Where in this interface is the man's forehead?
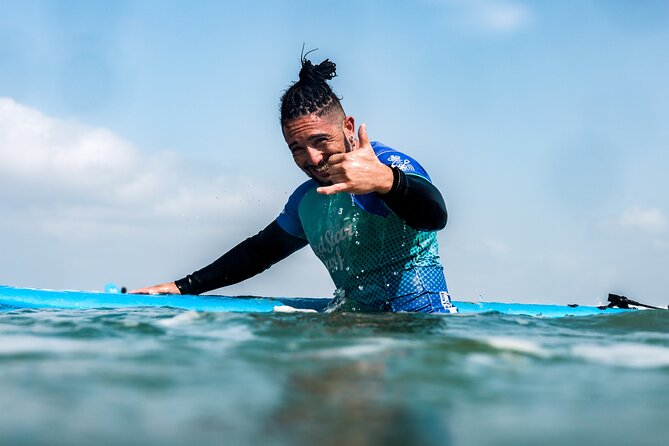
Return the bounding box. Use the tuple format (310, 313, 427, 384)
(283, 114, 338, 138)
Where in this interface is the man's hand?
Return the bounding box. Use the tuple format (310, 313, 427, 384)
(316, 124, 394, 195)
(129, 282, 181, 295)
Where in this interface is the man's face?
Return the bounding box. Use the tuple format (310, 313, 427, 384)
(283, 113, 353, 185)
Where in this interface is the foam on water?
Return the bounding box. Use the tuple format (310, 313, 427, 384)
(273, 305, 318, 313)
(156, 310, 205, 327)
(298, 337, 416, 360)
(0, 335, 113, 355)
(571, 342, 669, 369)
(483, 336, 550, 357)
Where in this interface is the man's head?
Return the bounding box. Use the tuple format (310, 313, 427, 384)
(280, 54, 355, 185)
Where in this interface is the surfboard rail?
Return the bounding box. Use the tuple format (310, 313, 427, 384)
(0, 285, 643, 317)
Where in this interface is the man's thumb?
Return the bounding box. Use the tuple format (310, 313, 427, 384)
(357, 123, 370, 149)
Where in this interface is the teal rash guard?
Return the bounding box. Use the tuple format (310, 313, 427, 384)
(176, 141, 455, 314)
(276, 141, 455, 313)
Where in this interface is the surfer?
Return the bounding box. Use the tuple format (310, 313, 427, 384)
(131, 52, 455, 313)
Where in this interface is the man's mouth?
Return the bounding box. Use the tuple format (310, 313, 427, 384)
(312, 163, 329, 175)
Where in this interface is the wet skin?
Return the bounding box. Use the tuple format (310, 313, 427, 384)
(282, 113, 393, 195)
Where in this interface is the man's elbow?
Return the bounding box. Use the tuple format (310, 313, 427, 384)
(408, 205, 447, 231)
(429, 206, 448, 231)
(435, 207, 447, 230)
(428, 197, 448, 230)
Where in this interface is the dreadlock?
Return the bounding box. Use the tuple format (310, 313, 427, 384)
(280, 49, 344, 125)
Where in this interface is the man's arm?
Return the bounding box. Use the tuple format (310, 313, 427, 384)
(379, 167, 447, 231)
(130, 221, 308, 295)
(313, 124, 447, 231)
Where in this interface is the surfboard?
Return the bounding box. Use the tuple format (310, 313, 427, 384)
(0, 285, 637, 317)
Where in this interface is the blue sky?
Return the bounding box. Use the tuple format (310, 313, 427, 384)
(1, 0, 668, 306)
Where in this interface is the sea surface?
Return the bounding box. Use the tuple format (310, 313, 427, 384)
(1, 305, 668, 446)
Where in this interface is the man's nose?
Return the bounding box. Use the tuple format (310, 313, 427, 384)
(305, 147, 323, 166)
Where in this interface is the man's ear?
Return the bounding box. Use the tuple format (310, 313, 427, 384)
(343, 115, 355, 139)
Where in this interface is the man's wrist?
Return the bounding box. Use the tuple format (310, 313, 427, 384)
(174, 277, 192, 295)
(376, 165, 395, 195)
(381, 166, 407, 197)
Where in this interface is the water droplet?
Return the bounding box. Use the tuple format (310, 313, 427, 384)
(358, 285, 364, 291)
(355, 241, 360, 245)
(338, 208, 343, 215)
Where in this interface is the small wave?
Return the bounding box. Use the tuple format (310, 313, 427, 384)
(571, 342, 669, 369)
(156, 312, 257, 343)
(0, 335, 119, 355)
(204, 324, 257, 342)
(549, 309, 669, 333)
(297, 337, 416, 360)
(273, 305, 318, 314)
(156, 311, 204, 327)
(482, 336, 550, 358)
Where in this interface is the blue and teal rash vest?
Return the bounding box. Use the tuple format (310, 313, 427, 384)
(276, 141, 454, 313)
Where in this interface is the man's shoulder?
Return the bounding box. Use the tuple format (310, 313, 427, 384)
(292, 178, 317, 196)
(276, 179, 317, 238)
(371, 140, 397, 157)
(284, 178, 318, 208)
(371, 141, 430, 179)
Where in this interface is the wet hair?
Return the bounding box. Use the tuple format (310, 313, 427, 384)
(280, 50, 345, 126)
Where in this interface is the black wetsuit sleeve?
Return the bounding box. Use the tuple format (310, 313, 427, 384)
(380, 167, 448, 231)
(174, 220, 308, 295)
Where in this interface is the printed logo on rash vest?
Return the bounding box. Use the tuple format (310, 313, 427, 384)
(311, 223, 354, 272)
(387, 155, 415, 172)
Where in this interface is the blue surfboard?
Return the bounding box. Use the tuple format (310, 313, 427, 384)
(0, 285, 638, 317)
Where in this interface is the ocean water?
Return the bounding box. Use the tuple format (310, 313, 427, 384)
(1, 306, 668, 446)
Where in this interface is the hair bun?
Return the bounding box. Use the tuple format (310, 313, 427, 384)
(299, 57, 337, 84)
(280, 48, 342, 124)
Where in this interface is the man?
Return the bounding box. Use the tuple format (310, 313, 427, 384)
(131, 55, 456, 313)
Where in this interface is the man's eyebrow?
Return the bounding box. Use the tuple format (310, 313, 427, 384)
(288, 133, 331, 150)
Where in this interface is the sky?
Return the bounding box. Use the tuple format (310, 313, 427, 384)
(1, 0, 668, 306)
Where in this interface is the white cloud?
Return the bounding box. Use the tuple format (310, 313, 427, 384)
(0, 99, 134, 179)
(0, 97, 279, 230)
(0, 98, 326, 293)
(619, 206, 667, 234)
(430, 0, 533, 33)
